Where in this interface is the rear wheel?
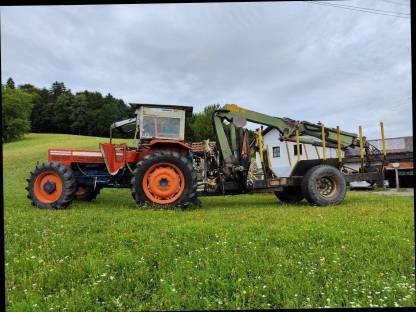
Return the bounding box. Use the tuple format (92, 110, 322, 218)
(301, 165, 346, 206)
(131, 151, 198, 208)
(274, 186, 304, 203)
(27, 162, 76, 209)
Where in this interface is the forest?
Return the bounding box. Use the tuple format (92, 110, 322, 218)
(2, 77, 219, 143)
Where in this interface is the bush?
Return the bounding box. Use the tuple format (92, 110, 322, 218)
(2, 85, 33, 143)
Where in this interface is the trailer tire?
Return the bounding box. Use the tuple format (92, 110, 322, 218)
(274, 187, 304, 203)
(301, 165, 346, 206)
(27, 162, 76, 209)
(131, 151, 198, 208)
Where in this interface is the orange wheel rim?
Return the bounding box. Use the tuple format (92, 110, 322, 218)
(142, 162, 185, 204)
(33, 171, 63, 204)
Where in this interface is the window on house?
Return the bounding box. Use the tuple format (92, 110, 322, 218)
(273, 146, 280, 158)
(294, 144, 302, 156)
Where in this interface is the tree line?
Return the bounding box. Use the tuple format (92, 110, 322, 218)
(2, 78, 220, 143)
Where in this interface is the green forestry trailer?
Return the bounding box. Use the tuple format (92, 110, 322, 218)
(194, 104, 385, 206)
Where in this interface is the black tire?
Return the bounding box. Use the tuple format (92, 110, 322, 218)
(131, 151, 198, 208)
(301, 165, 346, 206)
(26, 162, 76, 209)
(274, 186, 304, 203)
(74, 185, 101, 201)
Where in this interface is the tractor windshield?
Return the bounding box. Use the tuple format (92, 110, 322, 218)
(142, 116, 181, 139)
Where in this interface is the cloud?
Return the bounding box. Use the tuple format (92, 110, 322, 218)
(1, 1, 412, 139)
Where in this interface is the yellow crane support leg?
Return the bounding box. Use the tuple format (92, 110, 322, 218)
(321, 124, 326, 160)
(255, 128, 264, 164)
(296, 127, 301, 163)
(285, 140, 292, 166)
(380, 122, 387, 160)
(337, 126, 342, 164)
(314, 145, 321, 159)
(303, 143, 309, 160)
(359, 126, 364, 172)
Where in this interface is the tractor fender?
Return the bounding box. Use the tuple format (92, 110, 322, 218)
(100, 143, 127, 175)
(147, 139, 190, 157)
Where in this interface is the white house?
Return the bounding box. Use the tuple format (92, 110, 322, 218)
(255, 127, 342, 178)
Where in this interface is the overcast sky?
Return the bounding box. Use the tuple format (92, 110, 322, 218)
(1, 1, 412, 139)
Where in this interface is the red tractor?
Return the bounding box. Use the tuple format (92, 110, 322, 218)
(27, 104, 198, 209)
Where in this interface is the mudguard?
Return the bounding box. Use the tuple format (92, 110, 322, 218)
(99, 143, 127, 175)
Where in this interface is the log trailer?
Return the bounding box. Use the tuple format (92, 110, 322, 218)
(26, 103, 385, 209)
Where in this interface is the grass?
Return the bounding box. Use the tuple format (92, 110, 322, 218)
(3, 133, 415, 311)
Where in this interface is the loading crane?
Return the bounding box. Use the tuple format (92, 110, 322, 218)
(196, 104, 385, 205)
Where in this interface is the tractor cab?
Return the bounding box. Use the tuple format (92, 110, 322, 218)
(110, 103, 193, 146)
(134, 103, 193, 141)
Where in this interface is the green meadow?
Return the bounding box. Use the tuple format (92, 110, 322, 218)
(3, 133, 415, 310)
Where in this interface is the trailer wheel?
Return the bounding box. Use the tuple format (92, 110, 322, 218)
(74, 186, 101, 201)
(301, 165, 346, 206)
(131, 151, 198, 208)
(27, 162, 76, 209)
(274, 187, 304, 203)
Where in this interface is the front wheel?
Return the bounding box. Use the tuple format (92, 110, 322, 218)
(27, 162, 76, 209)
(131, 151, 198, 208)
(301, 165, 346, 206)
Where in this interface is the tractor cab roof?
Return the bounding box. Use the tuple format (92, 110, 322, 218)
(129, 103, 193, 118)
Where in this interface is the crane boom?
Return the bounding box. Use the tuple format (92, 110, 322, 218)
(213, 104, 359, 164)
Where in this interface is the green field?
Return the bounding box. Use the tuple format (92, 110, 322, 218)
(3, 133, 415, 310)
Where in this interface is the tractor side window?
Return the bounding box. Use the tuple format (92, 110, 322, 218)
(142, 116, 156, 138)
(142, 116, 181, 139)
(273, 146, 280, 158)
(156, 117, 180, 138)
(294, 144, 302, 156)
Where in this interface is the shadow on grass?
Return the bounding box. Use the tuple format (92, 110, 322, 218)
(68, 191, 323, 213)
